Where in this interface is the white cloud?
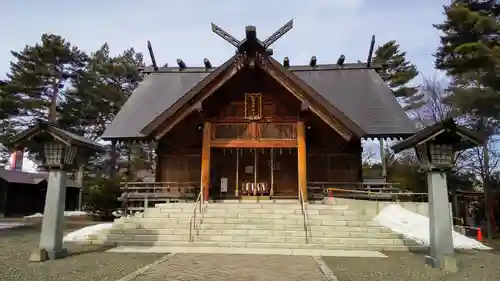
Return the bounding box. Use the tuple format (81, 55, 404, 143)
(1, 0, 448, 79)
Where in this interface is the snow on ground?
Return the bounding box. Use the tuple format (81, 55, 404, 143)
(374, 204, 491, 250)
(0, 222, 26, 230)
(63, 223, 113, 242)
(24, 211, 88, 218)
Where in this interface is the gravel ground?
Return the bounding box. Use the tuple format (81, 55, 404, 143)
(0, 223, 164, 281)
(323, 250, 500, 281)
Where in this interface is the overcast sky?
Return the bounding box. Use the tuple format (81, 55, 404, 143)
(1, 0, 448, 80)
(1, 0, 451, 171)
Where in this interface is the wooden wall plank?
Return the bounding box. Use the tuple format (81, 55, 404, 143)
(297, 121, 307, 201)
(201, 122, 212, 201)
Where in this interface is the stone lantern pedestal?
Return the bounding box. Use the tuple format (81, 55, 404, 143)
(10, 121, 104, 262)
(391, 119, 485, 272)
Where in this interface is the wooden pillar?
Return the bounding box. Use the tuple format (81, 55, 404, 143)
(201, 122, 212, 202)
(297, 121, 307, 201)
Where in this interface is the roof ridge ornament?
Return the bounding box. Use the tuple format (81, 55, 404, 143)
(210, 20, 294, 54)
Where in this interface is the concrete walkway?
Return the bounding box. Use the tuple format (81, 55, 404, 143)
(108, 245, 387, 258)
(119, 253, 336, 281)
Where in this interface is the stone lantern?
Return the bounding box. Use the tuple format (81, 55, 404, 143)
(10, 120, 104, 261)
(391, 119, 485, 271)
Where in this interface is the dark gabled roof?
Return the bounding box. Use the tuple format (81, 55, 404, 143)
(391, 119, 486, 153)
(0, 169, 81, 188)
(292, 68, 417, 137)
(10, 121, 104, 152)
(101, 62, 417, 140)
(102, 71, 211, 139)
(139, 56, 240, 137)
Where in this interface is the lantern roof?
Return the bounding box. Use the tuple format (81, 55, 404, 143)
(391, 119, 486, 153)
(10, 120, 105, 152)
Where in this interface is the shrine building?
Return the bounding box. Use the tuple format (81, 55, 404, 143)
(101, 21, 417, 204)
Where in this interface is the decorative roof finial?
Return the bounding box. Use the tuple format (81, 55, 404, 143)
(210, 20, 294, 54)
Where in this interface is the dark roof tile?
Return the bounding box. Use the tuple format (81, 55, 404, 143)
(102, 64, 417, 139)
(293, 69, 417, 137)
(101, 72, 210, 139)
(0, 169, 81, 187)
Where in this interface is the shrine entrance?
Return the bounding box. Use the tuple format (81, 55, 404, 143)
(211, 148, 298, 199)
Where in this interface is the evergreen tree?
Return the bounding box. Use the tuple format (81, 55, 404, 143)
(59, 44, 144, 139)
(58, 44, 147, 177)
(2, 34, 88, 162)
(6, 34, 88, 124)
(372, 40, 424, 110)
(0, 79, 22, 166)
(434, 1, 500, 119)
(434, 0, 500, 238)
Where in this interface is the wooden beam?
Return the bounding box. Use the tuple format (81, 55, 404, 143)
(153, 64, 240, 141)
(201, 122, 212, 201)
(263, 63, 353, 141)
(210, 139, 297, 148)
(297, 121, 307, 202)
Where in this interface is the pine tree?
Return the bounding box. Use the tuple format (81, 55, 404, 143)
(434, 1, 500, 118)
(0, 79, 22, 166)
(434, 0, 500, 238)
(59, 44, 144, 139)
(58, 44, 146, 176)
(3, 34, 88, 160)
(5, 34, 88, 124)
(372, 40, 424, 111)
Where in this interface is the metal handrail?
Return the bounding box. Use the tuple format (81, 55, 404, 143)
(298, 187, 309, 244)
(188, 190, 204, 242)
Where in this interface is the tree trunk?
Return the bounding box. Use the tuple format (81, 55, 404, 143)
(48, 78, 60, 123)
(483, 142, 493, 240)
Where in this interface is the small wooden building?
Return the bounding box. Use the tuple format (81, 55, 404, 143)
(0, 169, 81, 217)
(102, 23, 417, 202)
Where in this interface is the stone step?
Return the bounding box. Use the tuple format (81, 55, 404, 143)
(109, 228, 400, 240)
(305, 209, 360, 215)
(202, 208, 360, 216)
(198, 223, 389, 232)
(193, 235, 411, 245)
(197, 217, 379, 227)
(310, 225, 392, 233)
(199, 217, 304, 224)
(205, 203, 348, 210)
(196, 230, 399, 239)
(154, 203, 198, 208)
(112, 220, 389, 233)
(307, 219, 381, 227)
(113, 221, 192, 230)
(110, 228, 191, 235)
(306, 204, 350, 209)
(216, 199, 299, 204)
(115, 218, 189, 225)
(206, 204, 301, 210)
(107, 233, 189, 242)
(105, 240, 424, 252)
(143, 212, 196, 219)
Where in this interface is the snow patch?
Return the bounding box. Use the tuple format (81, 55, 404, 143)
(0, 222, 26, 230)
(24, 211, 88, 218)
(373, 204, 491, 250)
(63, 223, 113, 242)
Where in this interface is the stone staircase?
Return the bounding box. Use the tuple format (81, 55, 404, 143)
(99, 200, 424, 251)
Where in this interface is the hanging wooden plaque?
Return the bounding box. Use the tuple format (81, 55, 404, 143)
(244, 93, 262, 120)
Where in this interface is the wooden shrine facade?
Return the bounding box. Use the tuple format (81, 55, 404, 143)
(102, 21, 417, 203)
(154, 67, 363, 201)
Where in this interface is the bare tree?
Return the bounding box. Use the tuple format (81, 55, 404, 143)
(409, 74, 453, 127)
(362, 148, 376, 164)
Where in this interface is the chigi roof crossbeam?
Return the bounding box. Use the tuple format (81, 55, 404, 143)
(139, 20, 382, 73)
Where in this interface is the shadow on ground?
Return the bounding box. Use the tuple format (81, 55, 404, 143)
(0, 222, 165, 281)
(323, 250, 500, 281)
